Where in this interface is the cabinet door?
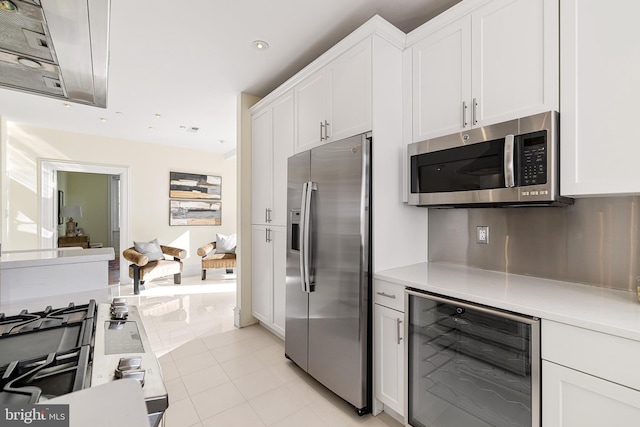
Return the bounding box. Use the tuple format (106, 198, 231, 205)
(412, 15, 471, 141)
(543, 361, 640, 426)
(374, 304, 404, 416)
(271, 92, 294, 226)
(560, 0, 640, 196)
(328, 39, 372, 142)
(471, 0, 558, 127)
(251, 226, 273, 323)
(251, 109, 273, 225)
(271, 226, 286, 336)
(295, 71, 327, 152)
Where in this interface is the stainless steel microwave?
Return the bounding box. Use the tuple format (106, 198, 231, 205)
(407, 111, 572, 207)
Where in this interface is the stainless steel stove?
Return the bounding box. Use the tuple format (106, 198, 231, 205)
(0, 299, 168, 426)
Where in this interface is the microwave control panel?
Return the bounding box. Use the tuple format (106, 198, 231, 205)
(519, 132, 547, 186)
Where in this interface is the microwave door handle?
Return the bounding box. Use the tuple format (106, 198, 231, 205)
(504, 134, 515, 188)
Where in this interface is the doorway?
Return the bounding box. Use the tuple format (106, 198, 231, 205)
(40, 160, 130, 283)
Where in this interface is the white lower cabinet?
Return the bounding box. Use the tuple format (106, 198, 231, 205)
(543, 361, 640, 427)
(251, 225, 286, 337)
(373, 279, 405, 420)
(374, 304, 404, 416)
(542, 319, 640, 426)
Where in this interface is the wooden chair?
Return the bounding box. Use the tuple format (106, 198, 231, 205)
(197, 242, 236, 280)
(122, 245, 186, 294)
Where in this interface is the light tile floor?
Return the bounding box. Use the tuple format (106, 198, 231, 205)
(120, 274, 402, 427)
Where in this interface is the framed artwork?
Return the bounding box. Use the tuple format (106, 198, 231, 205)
(170, 171, 221, 200)
(170, 200, 222, 226)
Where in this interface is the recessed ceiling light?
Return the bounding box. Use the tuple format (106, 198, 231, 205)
(252, 40, 269, 51)
(179, 125, 186, 129)
(219, 140, 225, 144)
(148, 126, 155, 131)
(155, 113, 162, 118)
(18, 57, 41, 68)
(99, 117, 107, 122)
(116, 111, 124, 115)
(63, 103, 71, 108)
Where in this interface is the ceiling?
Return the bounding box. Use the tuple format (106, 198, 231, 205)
(0, 0, 459, 155)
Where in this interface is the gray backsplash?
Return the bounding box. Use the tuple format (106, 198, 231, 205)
(428, 197, 640, 292)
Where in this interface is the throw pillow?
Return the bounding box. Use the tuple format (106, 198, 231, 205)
(134, 238, 164, 261)
(215, 233, 236, 254)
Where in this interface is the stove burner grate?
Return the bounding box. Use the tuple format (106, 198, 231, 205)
(0, 346, 90, 405)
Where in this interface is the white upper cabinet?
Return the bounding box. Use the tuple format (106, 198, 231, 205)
(295, 72, 327, 151)
(412, 16, 471, 140)
(471, 0, 558, 126)
(560, 0, 640, 197)
(295, 38, 372, 153)
(251, 91, 294, 226)
(328, 39, 372, 142)
(410, 0, 558, 142)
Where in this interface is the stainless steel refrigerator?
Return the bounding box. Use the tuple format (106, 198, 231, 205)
(285, 132, 372, 415)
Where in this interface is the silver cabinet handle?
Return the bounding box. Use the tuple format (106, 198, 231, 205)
(265, 228, 272, 243)
(265, 208, 269, 223)
(320, 122, 325, 141)
(504, 134, 515, 188)
(266, 208, 272, 223)
(324, 120, 330, 139)
(472, 98, 478, 125)
(396, 318, 403, 345)
(376, 291, 397, 299)
(462, 101, 468, 128)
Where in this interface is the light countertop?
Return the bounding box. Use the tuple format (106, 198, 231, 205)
(48, 379, 150, 427)
(375, 262, 640, 341)
(0, 247, 115, 269)
(0, 288, 112, 316)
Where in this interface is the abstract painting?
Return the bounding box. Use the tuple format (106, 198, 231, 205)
(170, 171, 221, 200)
(170, 200, 222, 226)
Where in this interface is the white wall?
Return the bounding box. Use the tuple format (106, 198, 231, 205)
(61, 171, 110, 245)
(236, 92, 261, 327)
(1, 121, 237, 278)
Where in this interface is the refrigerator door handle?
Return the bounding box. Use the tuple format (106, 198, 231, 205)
(299, 182, 309, 292)
(301, 181, 317, 293)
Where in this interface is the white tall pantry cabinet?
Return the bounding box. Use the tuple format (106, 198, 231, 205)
(250, 91, 293, 337)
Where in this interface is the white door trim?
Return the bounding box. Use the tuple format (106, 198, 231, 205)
(40, 159, 130, 282)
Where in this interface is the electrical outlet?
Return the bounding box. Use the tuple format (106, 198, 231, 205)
(476, 226, 489, 244)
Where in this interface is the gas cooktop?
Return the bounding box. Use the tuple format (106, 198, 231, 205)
(0, 299, 168, 426)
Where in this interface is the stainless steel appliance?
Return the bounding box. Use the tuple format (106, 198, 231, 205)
(408, 111, 572, 207)
(0, 298, 168, 426)
(0, 0, 110, 107)
(406, 289, 540, 427)
(286, 132, 372, 415)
